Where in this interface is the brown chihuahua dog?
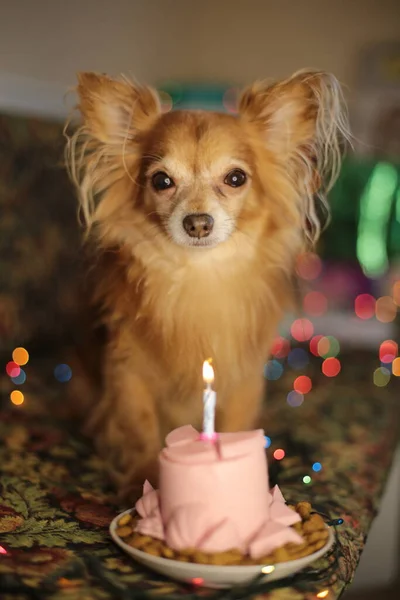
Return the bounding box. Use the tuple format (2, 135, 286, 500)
(66, 70, 349, 499)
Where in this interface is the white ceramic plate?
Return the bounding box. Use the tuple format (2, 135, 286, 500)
(110, 509, 335, 589)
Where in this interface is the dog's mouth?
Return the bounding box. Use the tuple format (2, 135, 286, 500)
(165, 228, 222, 249)
(183, 237, 218, 248)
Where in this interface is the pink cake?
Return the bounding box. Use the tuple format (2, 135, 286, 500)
(134, 425, 303, 560)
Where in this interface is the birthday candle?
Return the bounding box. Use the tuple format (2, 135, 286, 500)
(202, 359, 216, 438)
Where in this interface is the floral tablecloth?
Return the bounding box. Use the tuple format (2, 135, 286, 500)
(0, 350, 399, 600)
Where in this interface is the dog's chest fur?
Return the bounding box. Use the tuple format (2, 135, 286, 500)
(96, 231, 286, 393)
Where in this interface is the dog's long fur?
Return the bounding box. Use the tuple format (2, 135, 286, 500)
(65, 70, 349, 499)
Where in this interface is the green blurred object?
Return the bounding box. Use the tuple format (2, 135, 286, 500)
(322, 156, 400, 275)
(158, 82, 236, 112)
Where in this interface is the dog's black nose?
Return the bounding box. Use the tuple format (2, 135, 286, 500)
(183, 214, 214, 238)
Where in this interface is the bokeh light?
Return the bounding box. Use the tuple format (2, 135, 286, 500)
(296, 253, 322, 281)
(191, 577, 204, 586)
(288, 348, 309, 370)
(261, 565, 275, 574)
(264, 360, 284, 381)
(354, 294, 376, 320)
(375, 296, 397, 323)
(287, 390, 304, 407)
(12, 347, 29, 366)
(159, 90, 173, 113)
(10, 390, 24, 405)
(271, 336, 290, 358)
(392, 281, 400, 306)
(223, 87, 239, 113)
(6, 361, 21, 378)
(273, 449, 285, 461)
(381, 361, 392, 372)
(303, 291, 328, 316)
(317, 336, 330, 357)
(322, 357, 341, 377)
(54, 364, 72, 383)
(310, 335, 324, 357)
(373, 367, 390, 387)
(0, 545, 7, 555)
(303, 475, 312, 484)
(312, 462, 322, 472)
(392, 357, 400, 376)
(11, 368, 26, 385)
(317, 335, 340, 358)
(294, 375, 312, 394)
(264, 436, 271, 448)
(316, 591, 330, 599)
(379, 340, 398, 363)
(290, 318, 314, 342)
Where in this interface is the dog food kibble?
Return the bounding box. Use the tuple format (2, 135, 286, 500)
(144, 545, 161, 557)
(161, 546, 175, 559)
(116, 526, 134, 538)
(307, 530, 327, 544)
(115, 504, 331, 565)
(313, 538, 328, 551)
(118, 513, 132, 527)
(296, 501, 312, 519)
(133, 534, 153, 550)
(303, 513, 325, 533)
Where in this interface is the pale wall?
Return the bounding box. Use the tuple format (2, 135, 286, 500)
(1, 0, 399, 117)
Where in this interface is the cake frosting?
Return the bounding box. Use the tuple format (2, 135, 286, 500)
(134, 425, 303, 559)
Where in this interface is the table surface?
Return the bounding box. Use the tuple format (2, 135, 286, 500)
(0, 349, 399, 600)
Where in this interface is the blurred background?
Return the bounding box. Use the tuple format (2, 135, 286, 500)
(0, 1, 399, 597)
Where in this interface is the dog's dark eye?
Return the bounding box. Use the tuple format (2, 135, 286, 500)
(151, 171, 175, 192)
(224, 169, 247, 188)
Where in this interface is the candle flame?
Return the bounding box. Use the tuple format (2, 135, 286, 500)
(203, 359, 214, 385)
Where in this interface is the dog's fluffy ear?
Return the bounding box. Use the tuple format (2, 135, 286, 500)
(76, 72, 160, 144)
(66, 73, 161, 227)
(239, 71, 350, 240)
